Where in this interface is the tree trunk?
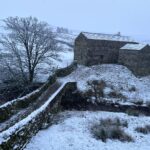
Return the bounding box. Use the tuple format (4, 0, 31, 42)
(29, 70, 34, 83)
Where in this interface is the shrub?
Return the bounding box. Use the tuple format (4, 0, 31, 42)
(129, 86, 136, 92)
(146, 101, 150, 108)
(86, 80, 106, 101)
(111, 127, 133, 142)
(94, 128, 107, 142)
(100, 118, 128, 128)
(91, 118, 133, 142)
(133, 100, 143, 106)
(135, 125, 150, 134)
(108, 91, 126, 100)
(126, 109, 140, 117)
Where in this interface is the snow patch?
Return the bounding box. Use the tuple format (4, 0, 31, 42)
(25, 111, 150, 150)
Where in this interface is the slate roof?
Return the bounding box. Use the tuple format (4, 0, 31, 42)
(82, 32, 135, 42)
(120, 43, 147, 50)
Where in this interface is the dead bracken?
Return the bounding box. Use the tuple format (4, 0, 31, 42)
(91, 118, 133, 142)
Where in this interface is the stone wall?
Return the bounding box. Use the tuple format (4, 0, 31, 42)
(74, 34, 88, 65)
(0, 82, 77, 150)
(0, 61, 77, 123)
(118, 49, 140, 75)
(56, 61, 77, 77)
(0, 74, 57, 123)
(61, 89, 150, 116)
(85, 39, 131, 66)
(119, 45, 150, 76)
(138, 46, 150, 76)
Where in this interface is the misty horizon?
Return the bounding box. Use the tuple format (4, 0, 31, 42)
(1, 0, 150, 41)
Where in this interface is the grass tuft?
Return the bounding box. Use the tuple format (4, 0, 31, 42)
(135, 125, 150, 134)
(91, 118, 133, 142)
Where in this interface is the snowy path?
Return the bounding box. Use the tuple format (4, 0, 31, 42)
(0, 82, 61, 132)
(25, 111, 150, 150)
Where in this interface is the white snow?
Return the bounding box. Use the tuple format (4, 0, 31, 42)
(121, 43, 147, 50)
(56, 33, 77, 46)
(53, 50, 74, 69)
(25, 111, 150, 150)
(59, 64, 150, 103)
(82, 32, 135, 42)
(0, 83, 66, 144)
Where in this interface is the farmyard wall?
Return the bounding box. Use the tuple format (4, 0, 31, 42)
(0, 61, 77, 123)
(0, 74, 56, 123)
(0, 62, 77, 150)
(0, 82, 77, 150)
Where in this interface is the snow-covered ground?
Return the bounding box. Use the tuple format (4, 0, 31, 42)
(59, 64, 150, 103)
(56, 31, 78, 46)
(25, 111, 150, 150)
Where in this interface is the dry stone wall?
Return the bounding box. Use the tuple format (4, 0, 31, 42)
(0, 82, 77, 150)
(0, 61, 77, 123)
(119, 46, 150, 76)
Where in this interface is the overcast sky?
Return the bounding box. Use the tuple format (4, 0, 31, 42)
(0, 0, 150, 40)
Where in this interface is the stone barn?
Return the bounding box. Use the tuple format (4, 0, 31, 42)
(119, 43, 150, 76)
(74, 32, 136, 66)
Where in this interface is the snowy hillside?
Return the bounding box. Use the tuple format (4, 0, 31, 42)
(59, 64, 150, 104)
(25, 111, 150, 150)
(56, 31, 78, 47)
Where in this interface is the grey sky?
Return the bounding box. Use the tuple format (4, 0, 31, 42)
(0, 0, 150, 40)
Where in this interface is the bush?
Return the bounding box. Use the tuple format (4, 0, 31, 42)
(100, 118, 128, 128)
(86, 80, 106, 101)
(110, 127, 133, 142)
(91, 118, 133, 142)
(95, 128, 107, 142)
(146, 101, 150, 108)
(108, 91, 126, 100)
(133, 100, 143, 106)
(126, 109, 140, 117)
(135, 125, 150, 134)
(129, 86, 136, 92)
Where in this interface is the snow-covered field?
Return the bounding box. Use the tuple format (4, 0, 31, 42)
(56, 31, 78, 46)
(59, 64, 150, 103)
(25, 111, 150, 150)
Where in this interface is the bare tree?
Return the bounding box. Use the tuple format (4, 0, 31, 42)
(86, 80, 106, 102)
(0, 16, 59, 84)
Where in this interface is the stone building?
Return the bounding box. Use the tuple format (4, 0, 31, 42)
(74, 32, 136, 66)
(119, 43, 150, 76)
(74, 32, 150, 76)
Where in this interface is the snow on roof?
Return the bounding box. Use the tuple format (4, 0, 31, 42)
(120, 43, 147, 50)
(82, 32, 135, 42)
